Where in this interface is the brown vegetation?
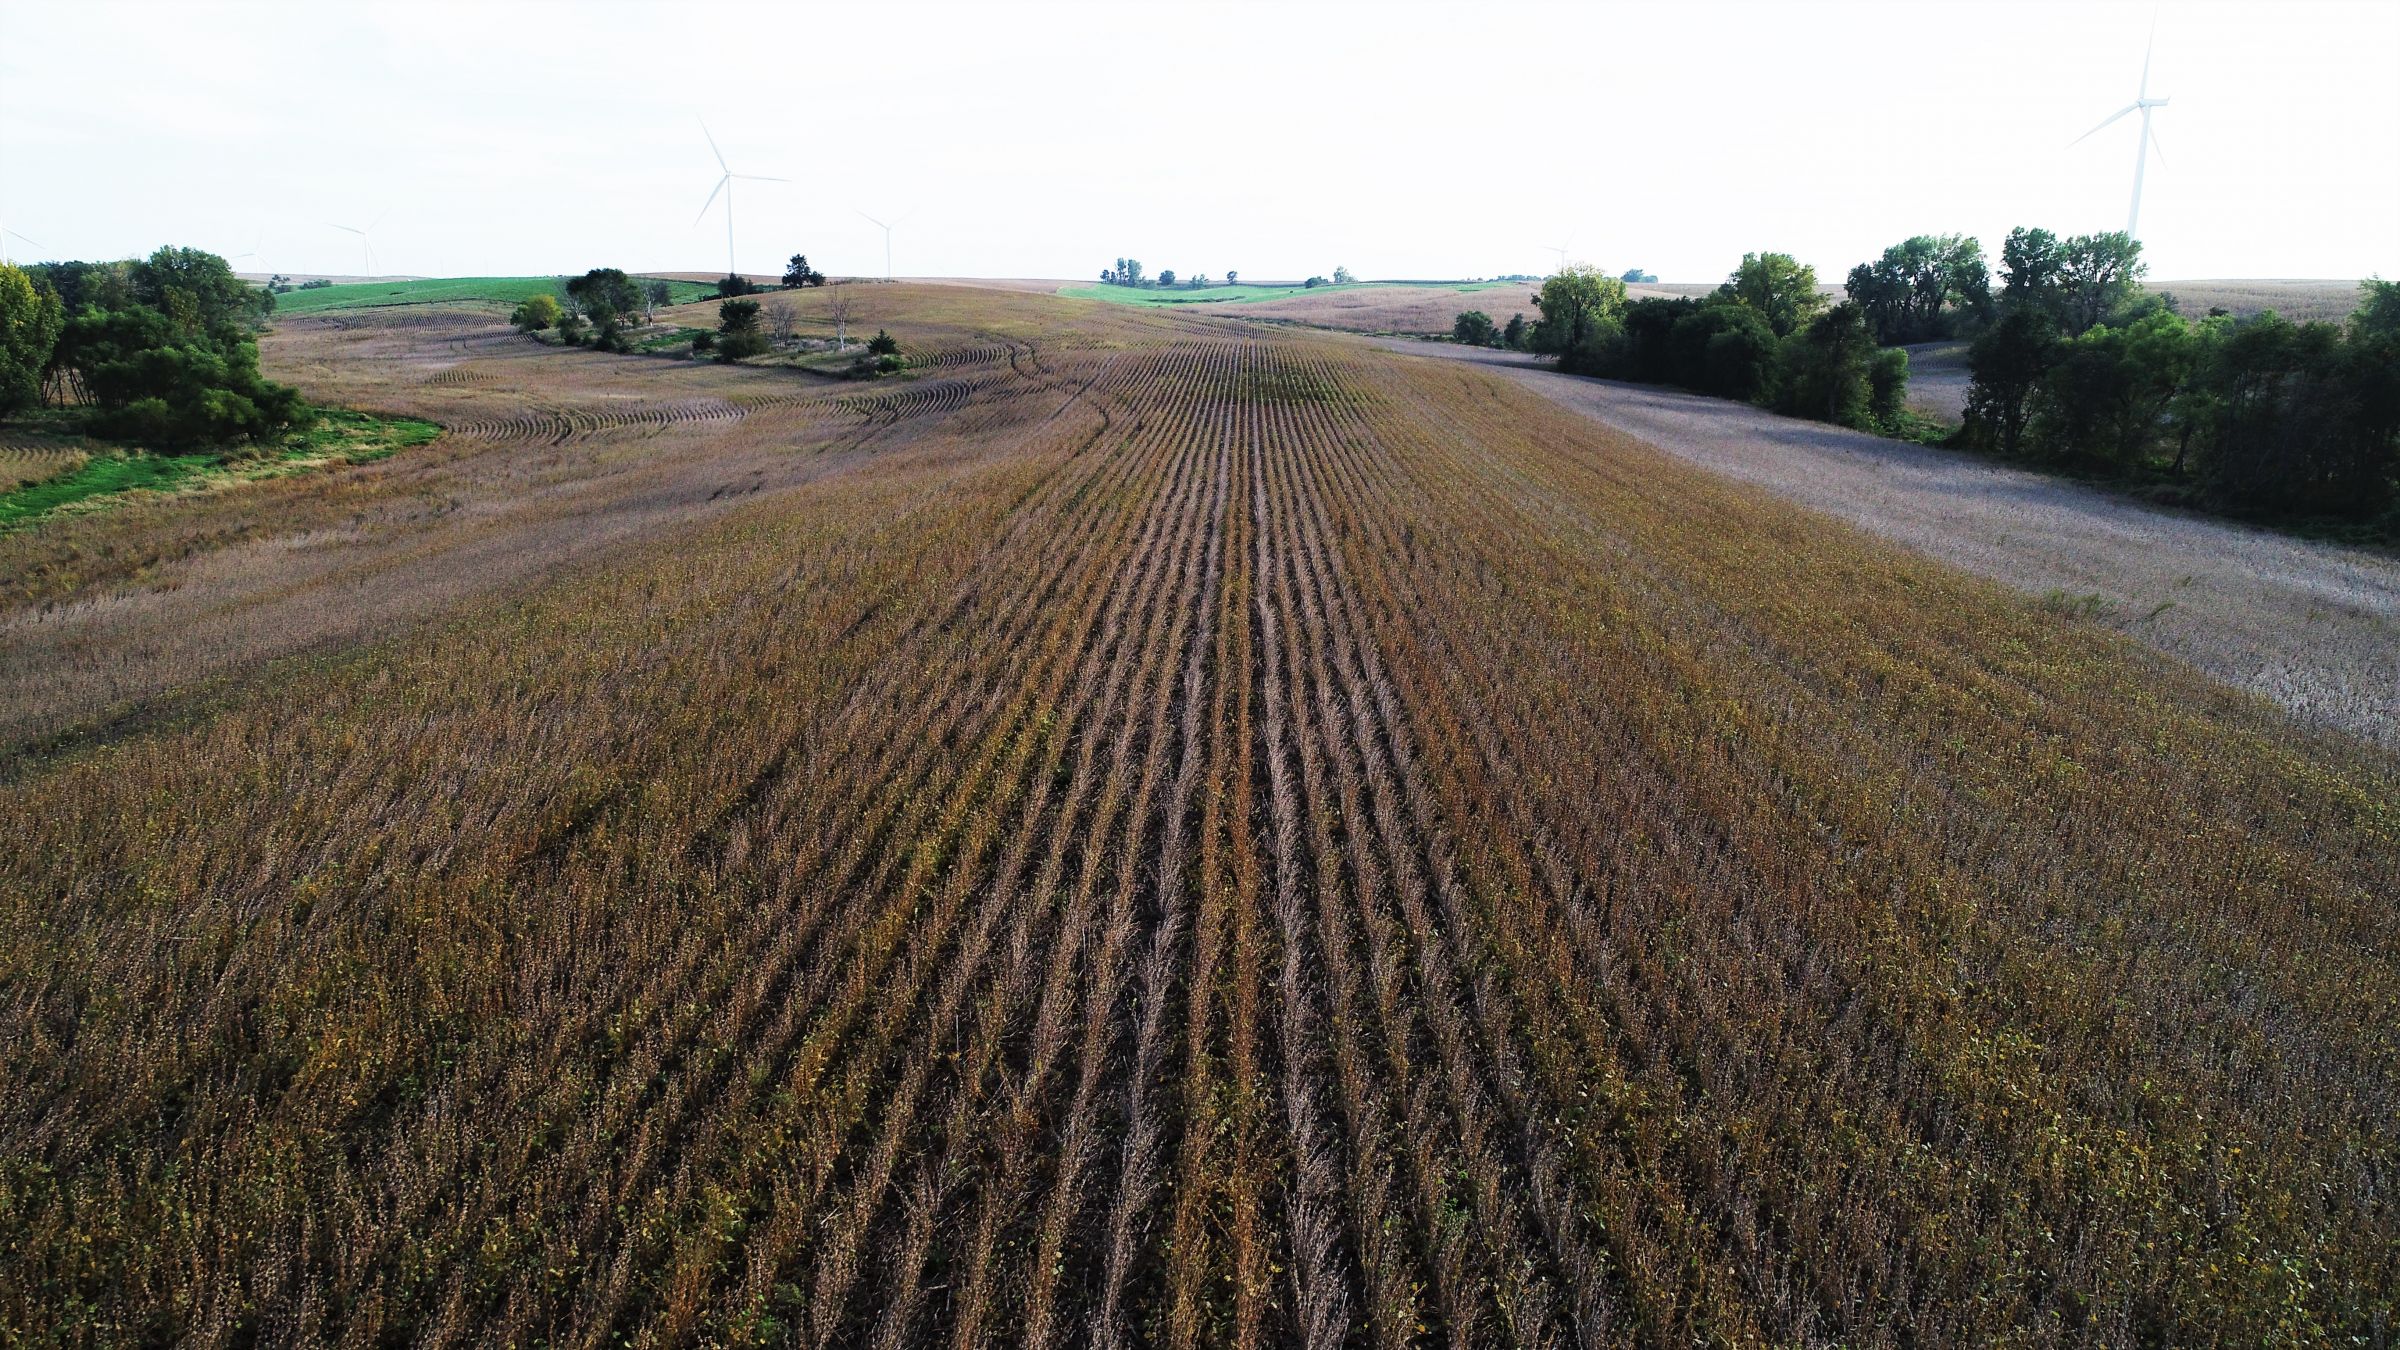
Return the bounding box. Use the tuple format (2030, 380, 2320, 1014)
(2, 288, 2395, 1346)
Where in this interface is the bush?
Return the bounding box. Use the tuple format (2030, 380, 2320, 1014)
(1453, 311, 1498, 346)
(511, 294, 561, 332)
(716, 332, 768, 361)
(689, 329, 716, 353)
(555, 314, 587, 345)
(1502, 313, 1528, 351)
(715, 299, 768, 361)
(717, 274, 760, 298)
(81, 337, 312, 448)
(866, 330, 899, 357)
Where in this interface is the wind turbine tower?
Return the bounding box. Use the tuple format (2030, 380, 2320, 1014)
(695, 120, 788, 279)
(858, 211, 907, 281)
(2074, 22, 2170, 239)
(330, 214, 384, 279)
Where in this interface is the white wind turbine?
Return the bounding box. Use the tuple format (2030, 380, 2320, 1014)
(858, 210, 906, 281)
(2073, 19, 2170, 239)
(1539, 236, 1573, 275)
(229, 228, 263, 275)
(694, 119, 788, 279)
(329, 213, 385, 279)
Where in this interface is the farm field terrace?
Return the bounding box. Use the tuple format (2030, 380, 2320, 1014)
(0, 284, 2395, 1347)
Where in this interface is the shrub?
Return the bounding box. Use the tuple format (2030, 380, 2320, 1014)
(1452, 311, 1498, 347)
(866, 330, 899, 357)
(715, 299, 768, 361)
(511, 294, 561, 332)
(717, 274, 760, 298)
(81, 337, 312, 448)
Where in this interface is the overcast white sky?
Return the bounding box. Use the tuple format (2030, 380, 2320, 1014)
(4, 0, 2395, 283)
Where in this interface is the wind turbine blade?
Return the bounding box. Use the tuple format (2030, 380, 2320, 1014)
(733, 174, 790, 183)
(858, 210, 887, 229)
(368, 210, 387, 233)
(2139, 11, 2157, 99)
(331, 223, 366, 235)
(698, 117, 729, 173)
(2071, 104, 2138, 145)
(2148, 122, 2166, 165)
(7, 230, 45, 248)
(693, 175, 728, 227)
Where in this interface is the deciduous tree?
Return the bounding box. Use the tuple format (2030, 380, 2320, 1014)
(1721, 251, 1823, 338)
(566, 268, 642, 324)
(1529, 264, 1628, 368)
(0, 263, 64, 414)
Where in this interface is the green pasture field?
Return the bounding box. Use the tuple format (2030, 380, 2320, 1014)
(269, 276, 715, 315)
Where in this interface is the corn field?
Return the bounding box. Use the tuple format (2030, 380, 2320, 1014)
(1, 288, 2394, 1347)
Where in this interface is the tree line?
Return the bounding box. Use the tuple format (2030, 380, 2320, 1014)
(510, 259, 904, 376)
(1958, 230, 2396, 524)
(1461, 253, 1910, 434)
(1473, 233, 2398, 528)
(1101, 260, 1365, 290)
(1, 248, 308, 447)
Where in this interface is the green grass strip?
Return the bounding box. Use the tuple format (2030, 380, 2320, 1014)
(0, 408, 444, 529)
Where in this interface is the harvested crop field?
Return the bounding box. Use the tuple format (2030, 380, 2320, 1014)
(3, 286, 2396, 1347)
(1381, 338, 2400, 750)
(2146, 278, 2368, 324)
(0, 441, 89, 493)
(1193, 281, 1538, 335)
(1898, 339, 1970, 421)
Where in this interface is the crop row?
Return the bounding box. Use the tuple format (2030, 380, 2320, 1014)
(1, 309, 2393, 1346)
